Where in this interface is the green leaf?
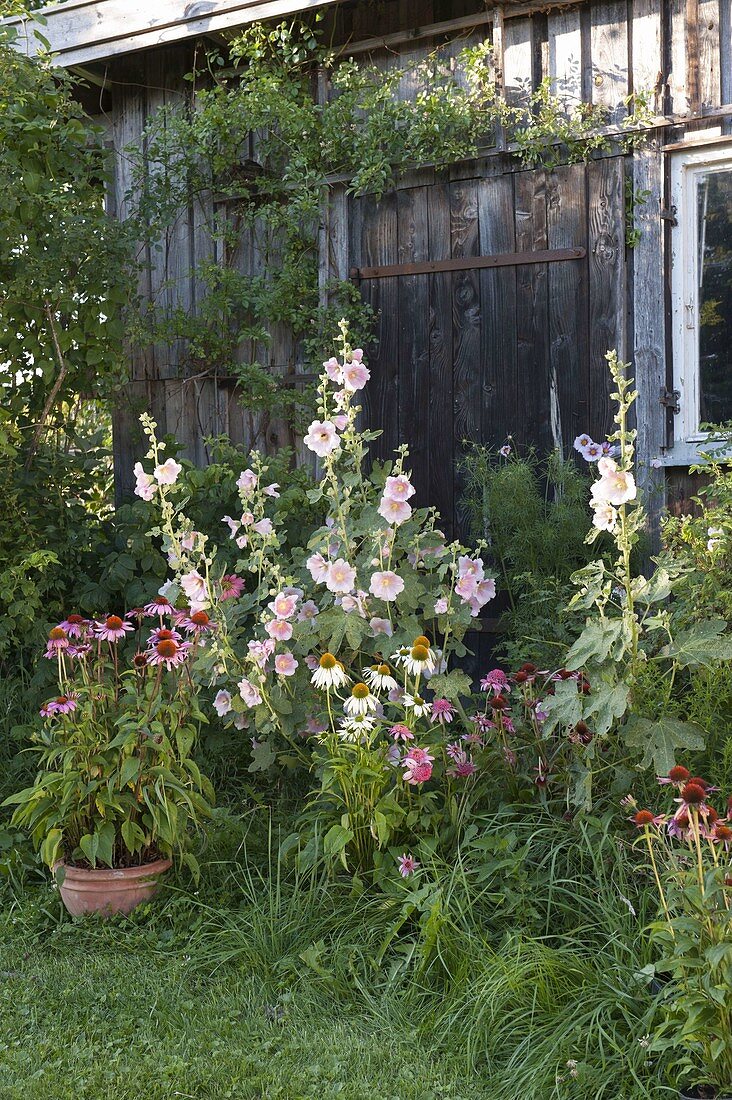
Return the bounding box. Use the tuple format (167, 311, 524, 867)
(565, 618, 624, 670)
(79, 832, 99, 868)
(248, 739, 276, 773)
(323, 823, 354, 863)
(662, 619, 732, 668)
(584, 680, 629, 734)
(427, 670, 471, 702)
(623, 715, 706, 776)
(96, 821, 116, 868)
(119, 757, 140, 787)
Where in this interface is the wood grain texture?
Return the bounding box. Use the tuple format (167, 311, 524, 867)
(515, 168, 552, 455)
(632, 141, 666, 547)
(450, 179, 481, 538)
(699, 0, 721, 109)
(668, 0, 690, 114)
(503, 16, 535, 108)
(427, 182, 455, 536)
(588, 155, 626, 441)
(478, 172, 517, 452)
(547, 163, 589, 452)
(548, 7, 583, 105)
(397, 186, 431, 506)
(631, 0, 662, 107)
(590, 0, 630, 121)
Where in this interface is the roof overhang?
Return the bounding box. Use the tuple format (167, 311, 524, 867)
(4, 0, 343, 68)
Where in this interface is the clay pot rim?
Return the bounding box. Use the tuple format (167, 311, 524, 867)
(54, 857, 172, 882)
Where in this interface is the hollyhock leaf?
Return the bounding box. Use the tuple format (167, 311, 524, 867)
(632, 567, 672, 604)
(623, 716, 706, 776)
(565, 618, 624, 670)
(568, 560, 608, 610)
(248, 740, 277, 773)
(540, 679, 583, 733)
(427, 670, 471, 703)
(583, 680, 629, 734)
(661, 619, 732, 668)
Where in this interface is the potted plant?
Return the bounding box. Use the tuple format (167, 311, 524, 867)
(629, 766, 732, 1099)
(4, 602, 215, 916)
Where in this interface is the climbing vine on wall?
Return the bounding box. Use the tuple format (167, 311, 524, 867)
(129, 14, 654, 437)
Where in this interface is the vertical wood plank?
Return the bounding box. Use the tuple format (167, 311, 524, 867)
(685, 0, 701, 111)
(356, 192, 400, 462)
(450, 179, 481, 539)
(721, 0, 732, 108)
(588, 156, 627, 440)
(503, 17, 534, 108)
(698, 0, 721, 109)
(478, 173, 517, 452)
(668, 0, 690, 113)
(548, 7, 583, 106)
(590, 0, 630, 122)
(427, 183, 455, 536)
(515, 168, 552, 455)
(397, 187, 431, 506)
(547, 163, 589, 453)
(633, 141, 667, 547)
(632, 0, 663, 110)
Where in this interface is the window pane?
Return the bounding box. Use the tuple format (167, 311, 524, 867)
(698, 167, 732, 428)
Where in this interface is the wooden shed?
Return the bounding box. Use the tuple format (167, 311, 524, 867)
(7, 0, 732, 536)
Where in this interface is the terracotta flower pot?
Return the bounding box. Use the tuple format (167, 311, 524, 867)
(55, 858, 172, 917)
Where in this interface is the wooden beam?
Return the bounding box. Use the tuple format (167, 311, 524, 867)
(350, 247, 586, 280)
(3, 0, 342, 68)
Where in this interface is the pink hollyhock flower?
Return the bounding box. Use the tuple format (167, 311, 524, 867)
(154, 457, 182, 485)
(270, 591, 299, 619)
(333, 414, 349, 431)
(248, 640, 274, 667)
(180, 530, 200, 552)
(390, 724, 414, 742)
(58, 614, 90, 638)
(220, 575, 245, 601)
(240, 511, 255, 527)
(275, 652, 298, 677)
(351, 348, 364, 362)
(304, 419, 340, 458)
(370, 616, 393, 637)
(383, 474, 415, 502)
(233, 713, 250, 730)
(307, 553, 329, 583)
(133, 462, 156, 501)
(213, 690, 232, 717)
(386, 743, 402, 766)
(455, 574, 478, 601)
(180, 570, 208, 607)
(266, 619, 293, 641)
(302, 716, 328, 736)
(305, 655, 320, 671)
(397, 853, 420, 877)
(143, 595, 174, 618)
(95, 615, 134, 642)
(238, 678, 263, 707)
(148, 637, 190, 669)
(592, 501, 618, 533)
(323, 356, 343, 383)
(474, 578, 496, 606)
(591, 468, 636, 507)
(263, 483, 280, 497)
(342, 360, 371, 391)
(432, 698, 455, 724)
(325, 559, 356, 594)
(377, 497, 412, 525)
(236, 535, 248, 550)
(223, 515, 240, 537)
(369, 570, 404, 601)
(237, 468, 257, 494)
(297, 600, 319, 621)
(434, 597, 448, 615)
(253, 518, 274, 537)
(581, 441, 603, 462)
(458, 555, 485, 581)
(341, 592, 368, 616)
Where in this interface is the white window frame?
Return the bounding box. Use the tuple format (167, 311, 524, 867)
(670, 142, 732, 452)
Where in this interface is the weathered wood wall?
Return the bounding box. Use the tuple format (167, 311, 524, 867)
(103, 0, 732, 517)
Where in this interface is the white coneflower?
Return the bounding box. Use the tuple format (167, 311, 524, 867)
(402, 641, 434, 677)
(390, 646, 412, 668)
(403, 693, 432, 719)
(311, 652, 349, 690)
(363, 663, 398, 692)
(338, 713, 377, 742)
(343, 682, 377, 716)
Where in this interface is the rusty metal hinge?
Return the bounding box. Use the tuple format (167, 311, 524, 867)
(660, 205, 678, 227)
(660, 385, 681, 414)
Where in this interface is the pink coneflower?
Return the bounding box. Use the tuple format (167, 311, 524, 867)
(95, 615, 134, 642)
(58, 614, 90, 638)
(657, 765, 691, 787)
(147, 637, 190, 669)
(220, 575, 245, 601)
(148, 626, 183, 647)
(480, 669, 509, 694)
(45, 626, 70, 652)
(178, 609, 216, 636)
(397, 853, 420, 878)
(431, 698, 455, 724)
(446, 741, 464, 760)
(143, 595, 174, 618)
(472, 714, 495, 733)
(390, 724, 414, 742)
(448, 757, 477, 779)
(403, 747, 434, 785)
(630, 809, 665, 828)
(67, 641, 92, 660)
(40, 693, 79, 718)
(672, 782, 710, 822)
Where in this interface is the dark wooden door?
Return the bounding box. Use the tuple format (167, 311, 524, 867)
(349, 156, 628, 539)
